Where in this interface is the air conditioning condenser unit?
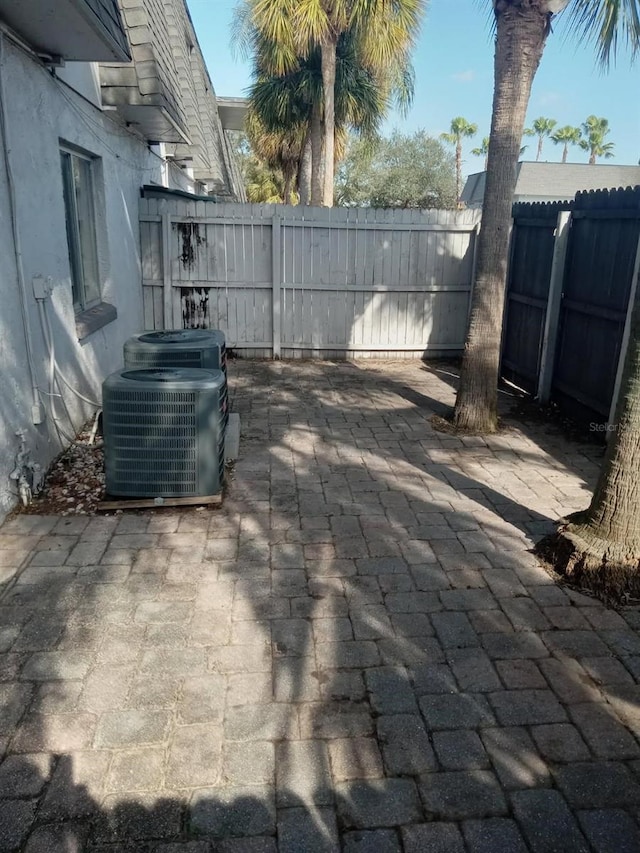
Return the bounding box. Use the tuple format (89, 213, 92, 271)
(102, 367, 226, 498)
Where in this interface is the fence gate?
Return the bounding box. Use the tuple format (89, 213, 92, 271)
(552, 188, 640, 424)
(501, 202, 569, 394)
(140, 197, 481, 359)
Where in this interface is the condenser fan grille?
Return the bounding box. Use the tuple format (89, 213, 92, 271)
(124, 332, 227, 376)
(103, 369, 225, 498)
(105, 389, 199, 493)
(125, 350, 204, 368)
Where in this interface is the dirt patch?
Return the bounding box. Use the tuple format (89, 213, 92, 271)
(16, 421, 234, 518)
(21, 424, 105, 516)
(507, 396, 605, 447)
(430, 412, 512, 436)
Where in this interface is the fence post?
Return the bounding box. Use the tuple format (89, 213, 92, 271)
(161, 205, 172, 330)
(272, 212, 282, 359)
(467, 218, 480, 322)
(537, 209, 571, 403)
(498, 215, 517, 352)
(607, 231, 640, 431)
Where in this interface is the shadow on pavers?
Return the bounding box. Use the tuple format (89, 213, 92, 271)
(0, 359, 639, 851)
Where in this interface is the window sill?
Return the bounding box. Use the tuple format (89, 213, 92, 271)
(76, 302, 117, 341)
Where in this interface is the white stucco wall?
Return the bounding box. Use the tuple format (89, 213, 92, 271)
(55, 62, 103, 108)
(0, 39, 171, 521)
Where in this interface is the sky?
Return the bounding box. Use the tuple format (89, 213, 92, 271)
(187, 0, 640, 173)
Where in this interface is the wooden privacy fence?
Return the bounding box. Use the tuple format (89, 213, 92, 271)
(501, 186, 640, 426)
(139, 198, 481, 358)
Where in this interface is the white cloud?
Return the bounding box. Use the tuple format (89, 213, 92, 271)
(452, 70, 475, 83)
(537, 91, 563, 107)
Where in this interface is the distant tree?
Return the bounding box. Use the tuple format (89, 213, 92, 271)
(523, 116, 557, 161)
(466, 135, 528, 174)
(335, 130, 456, 209)
(229, 129, 286, 202)
(440, 117, 478, 203)
(580, 115, 615, 164)
(246, 159, 286, 202)
(245, 109, 306, 203)
(471, 136, 490, 170)
(551, 125, 582, 163)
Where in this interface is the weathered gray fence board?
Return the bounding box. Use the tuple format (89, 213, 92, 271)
(140, 201, 480, 357)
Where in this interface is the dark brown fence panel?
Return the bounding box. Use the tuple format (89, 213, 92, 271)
(551, 186, 640, 425)
(501, 201, 571, 393)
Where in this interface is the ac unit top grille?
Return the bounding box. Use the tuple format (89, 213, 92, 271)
(124, 330, 227, 375)
(115, 367, 224, 390)
(125, 351, 205, 368)
(139, 330, 220, 345)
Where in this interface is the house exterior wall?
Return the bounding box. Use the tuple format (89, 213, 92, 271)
(171, 3, 236, 192)
(55, 63, 103, 108)
(0, 37, 181, 522)
(98, 0, 244, 199)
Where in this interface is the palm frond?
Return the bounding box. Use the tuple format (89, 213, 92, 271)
(230, 1, 254, 60)
(551, 125, 582, 144)
(471, 137, 490, 156)
(566, 0, 640, 66)
(291, 0, 332, 48)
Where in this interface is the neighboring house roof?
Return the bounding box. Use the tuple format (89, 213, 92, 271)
(460, 172, 486, 207)
(461, 162, 640, 208)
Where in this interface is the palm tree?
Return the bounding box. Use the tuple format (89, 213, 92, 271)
(453, 1, 640, 435)
(473, 136, 528, 170)
(441, 117, 478, 203)
(235, 0, 424, 206)
(471, 136, 490, 170)
(580, 115, 615, 163)
(551, 125, 582, 162)
(523, 116, 557, 160)
(246, 158, 285, 202)
(247, 28, 390, 204)
(245, 109, 305, 203)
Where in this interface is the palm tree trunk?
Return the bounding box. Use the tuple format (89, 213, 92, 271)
(298, 129, 312, 206)
(540, 263, 640, 597)
(589, 151, 596, 165)
(589, 308, 640, 548)
(310, 103, 323, 206)
(536, 135, 543, 160)
(283, 170, 293, 205)
(320, 36, 337, 207)
(453, 2, 549, 433)
(455, 140, 462, 204)
(562, 143, 568, 164)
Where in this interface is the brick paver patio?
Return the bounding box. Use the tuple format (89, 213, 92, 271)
(1, 360, 640, 851)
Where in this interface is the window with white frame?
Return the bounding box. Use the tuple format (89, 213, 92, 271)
(60, 147, 101, 311)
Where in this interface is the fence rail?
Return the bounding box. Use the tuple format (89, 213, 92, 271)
(140, 199, 481, 359)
